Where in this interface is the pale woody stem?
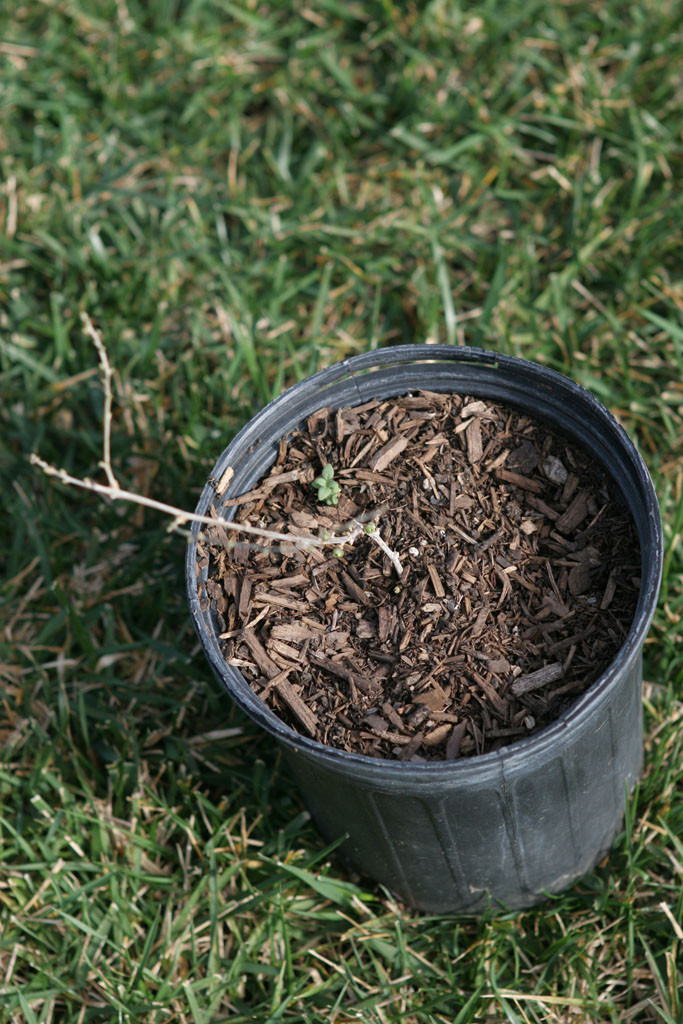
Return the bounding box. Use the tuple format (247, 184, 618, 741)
(29, 316, 405, 576)
(81, 312, 119, 490)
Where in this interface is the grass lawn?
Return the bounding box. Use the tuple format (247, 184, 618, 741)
(1, 1, 681, 1021)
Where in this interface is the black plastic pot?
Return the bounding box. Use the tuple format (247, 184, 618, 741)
(186, 345, 662, 913)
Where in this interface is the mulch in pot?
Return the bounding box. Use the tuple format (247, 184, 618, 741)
(199, 391, 641, 762)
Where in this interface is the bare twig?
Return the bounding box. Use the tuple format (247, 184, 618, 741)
(81, 312, 118, 489)
(351, 520, 404, 576)
(367, 529, 404, 577)
(28, 454, 347, 548)
(30, 452, 405, 576)
(29, 315, 405, 576)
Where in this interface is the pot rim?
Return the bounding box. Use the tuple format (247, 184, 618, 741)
(186, 344, 663, 776)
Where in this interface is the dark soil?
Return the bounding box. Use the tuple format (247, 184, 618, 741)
(199, 391, 641, 761)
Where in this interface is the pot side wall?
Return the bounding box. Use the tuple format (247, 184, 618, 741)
(283, 654, 642, 912)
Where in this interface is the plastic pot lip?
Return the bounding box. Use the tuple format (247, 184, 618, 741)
(186, 344, 663, 778)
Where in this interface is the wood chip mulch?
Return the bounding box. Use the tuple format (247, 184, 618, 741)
(198, 390, 641, 762)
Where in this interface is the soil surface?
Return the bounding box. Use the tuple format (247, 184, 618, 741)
(199, 391, 641, 761)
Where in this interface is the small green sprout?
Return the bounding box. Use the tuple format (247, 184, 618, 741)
(332, 546, 344, 558)
(312, 463, 341, 506)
